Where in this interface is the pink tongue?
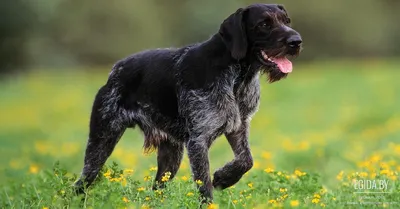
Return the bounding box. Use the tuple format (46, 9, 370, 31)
(271, 57, 293, 73)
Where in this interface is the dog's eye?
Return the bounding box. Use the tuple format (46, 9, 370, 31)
(259, 23, 271, 29)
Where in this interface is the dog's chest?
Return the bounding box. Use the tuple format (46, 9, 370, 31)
(234, 71, 261, 119)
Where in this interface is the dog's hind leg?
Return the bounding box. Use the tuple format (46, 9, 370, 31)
(212, 120, 253, 190)
(75, 85, 127, 194)
(153, 140, 184, 189)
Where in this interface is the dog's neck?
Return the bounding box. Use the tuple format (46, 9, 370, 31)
(199, 34, 260, 72)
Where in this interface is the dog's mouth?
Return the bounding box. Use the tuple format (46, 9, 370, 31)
(257, 50, 293, 74)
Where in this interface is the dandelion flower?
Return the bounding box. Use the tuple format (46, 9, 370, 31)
(294, 169, 306, 177)
(141, 204, 150, 209)
(336, 171, 344, 181)
(312, 198, 320, 204)
(103, 170, 112, 179)
(137, 187, 145, 192)
(264, 167, 274, 173)
(207, 203, 219, 209)
(195, 179, 203, 186)
(144, 176, 151, 182)
(181, 176, 188, 181)
(149, 166, 157, 171)
(290, 200, 299, 207)
(320, 203, 326, 207)
(161, 172, 171, 182)
(29, 164, 39, 174)
(187, 192, 194, 197)
(262, 151, 272, 159)
(314, 194, 321, 199)
(145, 196, 151, 201)
(247, 182, 253, 188)
(279, 188, 287, 193)
(380, 169, 390, 175)
(268, 199, 276, 204)
(123, 169, 134, 175)
(122, 196, 129, 203)
(232, 200, 238, 204)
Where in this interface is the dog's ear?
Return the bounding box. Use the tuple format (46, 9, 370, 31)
(277, 4, 287, 13)
(219, 8, 248, 60)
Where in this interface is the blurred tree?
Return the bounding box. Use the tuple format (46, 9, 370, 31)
(0, 0, 35, 74)
(2, 0, 399, 71)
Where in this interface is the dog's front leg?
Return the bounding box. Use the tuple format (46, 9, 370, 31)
(212, 120, 253, 189)
(186, 138, 213, 203)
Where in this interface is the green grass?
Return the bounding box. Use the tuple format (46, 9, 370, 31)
(0, 60, 400, 208)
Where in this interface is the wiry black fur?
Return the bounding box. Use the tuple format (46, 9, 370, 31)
(75, 3, 302, 202)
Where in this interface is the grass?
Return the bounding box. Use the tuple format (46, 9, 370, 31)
(0, 60, 399, 208)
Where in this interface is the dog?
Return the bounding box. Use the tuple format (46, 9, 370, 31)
(75, 3, 302, 202)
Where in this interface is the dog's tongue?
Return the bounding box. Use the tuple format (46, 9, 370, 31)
(272, 57, 292, 73)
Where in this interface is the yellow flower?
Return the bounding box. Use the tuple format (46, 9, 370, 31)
(122, 196, 130, 203)
(144, 176, 151, 182)
(312, 198, 320, 204)
(282, 194, 288, 199)
(359, 172, 368, 178)
(277, 171, 282, 176)
(181, 176, 189, 181)
(336, 171, 344, 181)
(232, 200, 238, 204)
(187, 192, 194, 197)
(264, 167, 274, 173)
(195, 179, 203, 185)
(279, 188, 287, 193)
(247, 183, 253, 188)
(145, 196, 151, 201)
(370, 153, 381, 162)
(137, 187, 145, 192)
(207, 203, 219, 209)
(268, 199, 276, 204)
(290, 200, 299, 207)
(161, 172, 171, 182)
(246, 194, 252, 199)
(123, 169, 134, 175)
(43, 207, 49, 209)
(294, 169, 306, 177)
(332, 197, 336, 201)
(262, 151, 272, 159)
(314, 194, 321, 199)
(103, 169, 112, 178)
(29, 164, 39, 174)
(155, 190, 162, 195)
(380, 169, 390, 175)
(320, 203, 326, 207)
(141, 204, 150, 209)
(149, 166, 157, 171)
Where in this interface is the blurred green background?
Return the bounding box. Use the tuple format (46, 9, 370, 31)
(1, 0, 399, 190)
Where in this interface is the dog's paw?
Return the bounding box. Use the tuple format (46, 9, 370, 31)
(212, 170, 231, 190)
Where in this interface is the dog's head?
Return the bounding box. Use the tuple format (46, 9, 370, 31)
(219, 4, 302, 82)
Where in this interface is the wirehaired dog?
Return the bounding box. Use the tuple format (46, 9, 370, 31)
(75, 3, 302, 202)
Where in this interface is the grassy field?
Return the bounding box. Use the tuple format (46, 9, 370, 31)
(0, 60, 400, 208)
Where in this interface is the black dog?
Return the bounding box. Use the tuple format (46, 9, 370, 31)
(75, 3, 302, 202)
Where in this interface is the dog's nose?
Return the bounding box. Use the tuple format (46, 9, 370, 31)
(287, 35, 302, 48)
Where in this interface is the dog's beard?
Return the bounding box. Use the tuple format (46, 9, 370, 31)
(260, 64, 288, 83)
